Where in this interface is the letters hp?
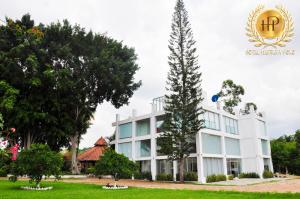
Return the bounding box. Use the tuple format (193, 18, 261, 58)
(261, 16, 279, 31)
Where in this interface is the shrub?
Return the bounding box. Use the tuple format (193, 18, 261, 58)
(0, 149, 11, 177)
(135, 172, 152, 180)
(216, 174, 226, 181)
(227, 175, 234, 180)
(87, 167, 95, 174)
(263, 170, 274, 178)
(156, 173, 173, 181)
(185, 172, 198, 181)
(206, 174, 217, 183)
(0, 167, 8, 177)
(206, 174, 227, 183)
(239, 172, 260, 178)
(95, 149, 138, 180)
(11, 144, 63, 187)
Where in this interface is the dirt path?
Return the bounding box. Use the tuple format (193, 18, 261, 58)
(63, 178, 300, 193)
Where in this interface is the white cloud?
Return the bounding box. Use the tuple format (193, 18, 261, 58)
(1, 0, 299, 148)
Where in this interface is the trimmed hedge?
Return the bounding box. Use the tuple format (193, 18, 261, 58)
(156, 173, 173, 181)
(206, 174, 226, 183)
(227, 175, 234, 180)
(263, 170, 274, 178)
(176, 172, 198, 181)
(135, 172, 152, 180)
(239, 172, 260, 178)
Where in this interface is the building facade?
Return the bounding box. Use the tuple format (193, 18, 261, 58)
(111, 95, 273, 183)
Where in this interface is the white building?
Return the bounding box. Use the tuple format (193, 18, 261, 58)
(111, 94, 273, 183)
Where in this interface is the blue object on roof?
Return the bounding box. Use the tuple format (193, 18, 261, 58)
(211, 95, 219, 102)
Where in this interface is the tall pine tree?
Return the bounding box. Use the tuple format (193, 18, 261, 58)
(158, 0, 204, 182)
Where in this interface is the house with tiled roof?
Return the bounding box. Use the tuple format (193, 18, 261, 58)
(77, 137, 107, 172)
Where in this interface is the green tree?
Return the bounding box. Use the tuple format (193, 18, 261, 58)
(95, 149, 138, 179)
(218, 79, 245, 114)
(44, 20, 141, 174)
(158, 0, 204, 182)
(11, 144, 63, 188)
(242, 102, 257, 114)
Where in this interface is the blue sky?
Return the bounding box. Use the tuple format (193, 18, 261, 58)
(1, 0, 300, 148)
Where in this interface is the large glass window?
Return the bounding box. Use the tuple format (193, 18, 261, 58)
(224, 116, 238, 134)
(263, 158, 270, 171)
(156, 159, 173, 175)
(118, 142, 132, 158)
(203, 111, 220, 130)
(202, 133, 222, 154)
(258, 120, 267, 136)
(225, 137, 241, 156)
(136, 119, 150, 136)
(227, 158, 241, 177)
(119, 123, 132, 139)
(203, 158, 223, 177)
(156, 115, 165, 133)
(136, 160, 151, 172)
(261, 139, 269, 155)
(135, 139, 151, 158)
(181, 157, 197, 173)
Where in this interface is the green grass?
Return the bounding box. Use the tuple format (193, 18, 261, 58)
(0, 180, 299, 199)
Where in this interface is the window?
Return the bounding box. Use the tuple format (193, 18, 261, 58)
(136, 119, 150, 136)
(202, 133, 222, 154)
(156, 138, 166, 156)
(156, 159, 173, 175)
(263, 158, 270, 171)
(203, 158, 223, 177)
(225, 137, 240, 156)
(135, 139, 151, 158)
(261, 139, 269, 155)
(136, 160, 151, 172)
(227, 158, 241, 177)
(118, 142, 132, 158)
(224, 116, 238, 134)
(156, 115, 165, 133)
(258, 120, 267, 136)
(203, 111, 220, 130)
(181, 157, 197, 173)
(119, 123, 132, 139)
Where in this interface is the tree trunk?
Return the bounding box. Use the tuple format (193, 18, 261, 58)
(24, 132, 33, 149)
(70, 134, 80, 174)
(179, 158, 185, 182)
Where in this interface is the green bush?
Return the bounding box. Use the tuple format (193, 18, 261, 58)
(135, 172, 152, 180)
(206, 174, 227, 183)
(185, 172, 198, 181)
(87, 167, 95, 174)
(239, 172, 260, 178)
(156, 173, 173, 181)
(216, 174, 226, 181)
(206, 174, 217, 183)
(0, 167, 8, 177)
(11, 144, 63, 187)
(0, 149, 11, 177)
(263, 170, 274, 178)
(227, 175, 234, 180)
(95, 149, 138, 180)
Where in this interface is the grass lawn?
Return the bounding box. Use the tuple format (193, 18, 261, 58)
(1, 180, 299, 199)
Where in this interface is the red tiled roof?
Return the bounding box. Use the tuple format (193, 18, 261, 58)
(77, 137, 107, 161)
(95, 137, 107, 146)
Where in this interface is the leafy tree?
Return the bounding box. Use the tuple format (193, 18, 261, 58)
(218, 80, 245, 114)
(44, 20, 141, 174)
(0, 149, 11, 176)
(158, 0, 204, 182)
(94, 149, 138, 179)
(11, 144, 63, 188)
(242, 102, 257, 114)
(0, 15, 52, 149)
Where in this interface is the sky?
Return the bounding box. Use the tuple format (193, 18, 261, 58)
(1, 0, 300, 148)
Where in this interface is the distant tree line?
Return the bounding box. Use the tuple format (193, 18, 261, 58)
(271, 130, 300, 175)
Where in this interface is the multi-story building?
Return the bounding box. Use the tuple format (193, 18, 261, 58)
(111, 94, 273, 183)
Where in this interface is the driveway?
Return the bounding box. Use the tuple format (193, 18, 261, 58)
(63, 177, 300, 193)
